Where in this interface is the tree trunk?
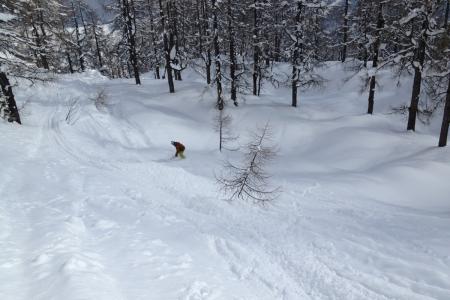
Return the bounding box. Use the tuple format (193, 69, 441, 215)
(407, 20, 427, 131)
(291, 2, 302, 107)
(407, 68, 423, 131)
(71, 4, 82, 70)
(341, 0, 349, 63)
(367, 3, 383, 114)
(292, 65, 298, 108)
(274, 33, 281, 62)
(0, 72, 21, 124)
(36, 7, 50, 70)
(31, 22, 49, 70)
(72, 2, 85, 72)
(67, 53, 74, 73)
(219, 110, 223, 151)
(439, 74, 450, 147)
(169, 1, 182, 81)
(122, 0, 141, 85)
(159, 0, 175, 92)
(147, 0, 160, 79)
(78, 5, 89, 42)
(90, 14, 103, 68)
(206, 49, 212, 84)
(252, 0, 259, 96)
(227, 0, 237, 106)
(200, 0, 212, 85)
(212, 0, 223, 110)
(196, 0, 203, 64)
(363, 47, 368, 68)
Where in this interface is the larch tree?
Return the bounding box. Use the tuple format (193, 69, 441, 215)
(286, 0, 327, 108)
(367, 2, 384, 115)
(211, 0, 224, 110)
(122, 0, 141, 84)
(227, 0, 238, 105)
(383, 0, 442, 131)
(159, 0, 175, 92)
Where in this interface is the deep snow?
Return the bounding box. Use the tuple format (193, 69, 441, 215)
(1, 63, 450, 300)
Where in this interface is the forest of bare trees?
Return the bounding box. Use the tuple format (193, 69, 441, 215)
(1, 0, 450, 145)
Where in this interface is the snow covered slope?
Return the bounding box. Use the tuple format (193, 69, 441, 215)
(1, 64, 449, 300)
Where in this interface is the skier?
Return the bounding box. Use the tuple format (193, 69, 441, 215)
(171, 141, 185, 159)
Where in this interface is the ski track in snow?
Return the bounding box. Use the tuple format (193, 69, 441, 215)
(1, 68, 450, 299)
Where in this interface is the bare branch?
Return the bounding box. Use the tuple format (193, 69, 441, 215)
(216, 122, 280, 204)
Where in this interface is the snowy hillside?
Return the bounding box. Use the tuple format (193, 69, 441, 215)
(1, 64, 450, 300)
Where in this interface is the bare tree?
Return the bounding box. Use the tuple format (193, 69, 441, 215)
(216, 122, 279, 204)
(214, 110, 237, 152)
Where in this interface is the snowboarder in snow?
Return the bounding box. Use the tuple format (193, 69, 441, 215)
(171, 141, 185, 159)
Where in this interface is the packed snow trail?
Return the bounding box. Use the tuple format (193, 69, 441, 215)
(1, 66, 450, 299)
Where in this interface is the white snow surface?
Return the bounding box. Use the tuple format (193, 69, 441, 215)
(1, 63, 450, 300)
(0, 12, 16, 22)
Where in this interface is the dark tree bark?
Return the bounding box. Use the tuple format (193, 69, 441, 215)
(252, 0, 259, 96)
(274, 34, 281, 62)
(291, 65, 298, 107)
(36, 5, 50, 70)
(273, 8, 283, 62)
(122, 0, 141, 85)
(227, 0, 237, 106)
(341, 0, 349, 63)
(67, 53, 74, 73)
(199, 0, 212, 84)
(212, 0, 223, 110)
(367, 3, 384, 115)
(407, 19, 428, 131)
(60, 20, 75, 73)
(78, 4, 89, 40)
(439, 75, 450, 147)
(72, 1, 85, 72)
(89, 13, 103, 68)
(0, 72, 21, 124)
(126, 61, 132, 78)
(196, 0, 204, 67)
(291, 2, 303, 108)
(159, 0, 175, 92)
